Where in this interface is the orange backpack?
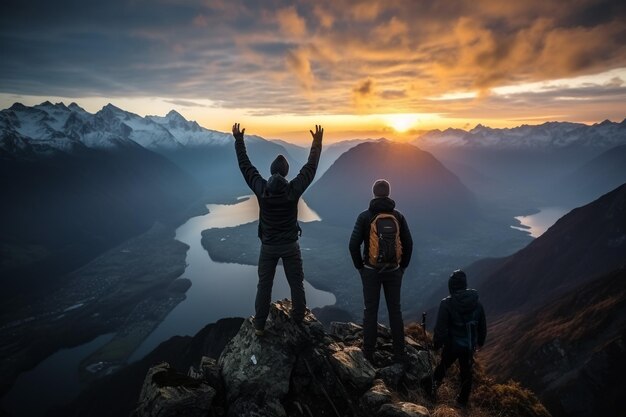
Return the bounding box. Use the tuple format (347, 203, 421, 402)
(368, 213, 402, 269)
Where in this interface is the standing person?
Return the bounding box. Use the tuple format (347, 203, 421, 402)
(349, 179, 413, 362)
(433, 270, 487, 408)
(232, 123, 323, 336)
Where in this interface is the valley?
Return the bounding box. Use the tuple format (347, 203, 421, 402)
(0, 223, 192, 413)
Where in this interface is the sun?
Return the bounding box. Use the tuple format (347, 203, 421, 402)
(384, 114, 419, 133)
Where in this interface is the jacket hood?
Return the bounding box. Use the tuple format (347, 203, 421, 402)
(266, 173, 288, 194)
(369, 197, 396, 214)
(450, 289, 479, 314)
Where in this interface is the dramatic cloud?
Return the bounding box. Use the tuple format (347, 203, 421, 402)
(1, 0, 625, 120)
(276, 6, 307, 38)
(286, 47, 315, 91)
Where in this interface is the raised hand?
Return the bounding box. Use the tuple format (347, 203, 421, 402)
(232, 123, 245, 141)
(309, 125, 323, 142)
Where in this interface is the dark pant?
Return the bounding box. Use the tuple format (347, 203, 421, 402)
(360, 267, 405, 356)
(255, 242, 306, 330)
(434, 345, 473, 404)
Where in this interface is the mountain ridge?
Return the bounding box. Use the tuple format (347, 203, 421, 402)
(415, 119, 626, 150)
(306, 140, 478, 236)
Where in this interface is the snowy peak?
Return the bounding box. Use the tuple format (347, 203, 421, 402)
(147, 111, 230, 147)
(415, 120, 626, 150)
(165, 109, 187, 122)
(68, 102, 86, 112)
(0, 102, 238, 155)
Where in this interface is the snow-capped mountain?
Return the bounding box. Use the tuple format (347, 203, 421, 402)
(0, 101, 234, 155)
(415, 120, 626, 150)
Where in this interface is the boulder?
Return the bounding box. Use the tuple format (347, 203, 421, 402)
(133, 362, 215, 417)
(218, 299, 327, 416)
(135, 301, 436, 417)
(360, 379, 393, 416)
(378, 402, 430, 417)
(330, 346, 376, 391)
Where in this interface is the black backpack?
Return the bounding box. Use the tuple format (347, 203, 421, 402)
(451, 308, 479, 352)
(368, 213, 403, 269)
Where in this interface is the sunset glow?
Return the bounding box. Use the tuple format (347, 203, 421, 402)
(384, 114, 420, 133)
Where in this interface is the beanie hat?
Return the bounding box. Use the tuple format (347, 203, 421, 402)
(448, 269, 467, 294)
(270, 155, 289, 177)
(372, 179, 390, 197)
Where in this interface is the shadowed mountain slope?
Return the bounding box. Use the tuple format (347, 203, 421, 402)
(306, 141, 477, 236)
(485, 266, 626, 417)
(476, 183, 626, 315)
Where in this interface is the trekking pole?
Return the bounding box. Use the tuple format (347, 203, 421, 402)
(421, 312, 437, 401)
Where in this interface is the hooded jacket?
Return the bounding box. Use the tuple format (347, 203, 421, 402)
(348, 197, 413, 269)
(433, 289, 487, 350)
(234, 136, 322, 245)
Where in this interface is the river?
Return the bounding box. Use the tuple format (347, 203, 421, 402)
(130, 195, 335, 360)
(1, 196, 335, 416)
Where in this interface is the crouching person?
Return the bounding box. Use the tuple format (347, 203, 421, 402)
(433, 270, 487, 407)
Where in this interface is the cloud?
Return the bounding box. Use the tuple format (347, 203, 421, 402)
(192, 14, 208, 27)
(164, 99, 206, 107)
(353, 78, 376, 110)
(276, 6, 307, 38)
(313, 5, 334, 29)
(0, 0, 625, 120)
(351, 2, 381, 21)
(381, 89, 406, 99)
(286, 47, 314, 91)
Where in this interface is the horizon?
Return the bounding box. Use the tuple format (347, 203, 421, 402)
(3, 99, 625, 146)
(2, 0, 626, 143)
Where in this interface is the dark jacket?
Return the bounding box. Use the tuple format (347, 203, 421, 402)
(235, 137, 322, 245)
(348, 197, 413, 269)
(433, 289, 487, 350)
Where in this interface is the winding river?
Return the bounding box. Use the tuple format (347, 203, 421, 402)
(1, 196, 335, 416)
(132, 195, 335, 359)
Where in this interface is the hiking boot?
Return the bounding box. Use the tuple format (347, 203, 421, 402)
(290, 310, 305, 325)
(255, 328, 265, 337)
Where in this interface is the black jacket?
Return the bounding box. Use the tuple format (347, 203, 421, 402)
(348, 197, 413, 269)
(235, 137, 322, 245)
(433, 289, 487, 350)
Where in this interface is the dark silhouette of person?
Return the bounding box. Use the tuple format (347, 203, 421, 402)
(433, 270, 487, 407)
(349, 179, 413, 362)
(232, 123, 323, 335)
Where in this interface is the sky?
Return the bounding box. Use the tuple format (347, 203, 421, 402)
(1, 0, 625, 143)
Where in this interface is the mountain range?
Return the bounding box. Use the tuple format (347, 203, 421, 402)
(0, 101, 230, 152)
(415, 120, 626, 150)
(415, 120, 626, 207)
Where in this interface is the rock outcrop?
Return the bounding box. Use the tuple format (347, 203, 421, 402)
(133, 362, 216, 417)
(134, 300, 434, 417)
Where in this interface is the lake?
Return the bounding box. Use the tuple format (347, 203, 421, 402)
(511, 207, 568, 238)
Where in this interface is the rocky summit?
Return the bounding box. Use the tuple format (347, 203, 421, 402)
(133, 299, 435, 417)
